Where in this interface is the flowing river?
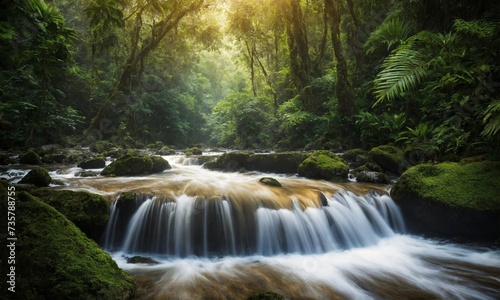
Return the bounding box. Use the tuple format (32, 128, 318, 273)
(23, 155, 500, 299)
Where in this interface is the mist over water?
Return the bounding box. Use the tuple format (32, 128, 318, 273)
(50, 155, 500, 299)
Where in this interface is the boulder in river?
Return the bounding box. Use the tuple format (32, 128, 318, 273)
(0, 189, 134, 299)
(355, 171, 389, 184)
(101, 154, 171, 176)
(78, 157, 106, 169)
(369, 145, 407, 175)
(391, 160, 500, 241)
(19, 149, 41, 165)
(31, 189, 109, 241)
(259, 177, 282, 187)
(297, 150, 349, 180)
(19, 167, 51, 187)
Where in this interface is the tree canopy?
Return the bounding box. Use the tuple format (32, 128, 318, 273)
(1, 0, 499, 158)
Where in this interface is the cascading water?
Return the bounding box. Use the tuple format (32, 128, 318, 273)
(102, 191, 404, 257)
(48, 155, 499, 299)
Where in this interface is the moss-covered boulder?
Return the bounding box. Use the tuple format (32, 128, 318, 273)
(259, 177, 282, 187)
(391, 161, 500, 240)
(19, 149, 41, 164)
(31, 190, 109, 241)
(204, 151, 309, 173)
(355, 171, 389, 184)
(184, 147, 203, 156)
(18, 167, 52, 187)
(297, 150, 349, 180)
(0, 190, 134, 299)
(369, 145, 407, 175)
(101, 154, 170, 176)
(78, 157, 106, 169)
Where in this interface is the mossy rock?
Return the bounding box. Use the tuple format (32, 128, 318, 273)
(342, 148, 368, 161)
(19, 167, 52, 187)
(42, 152, 66, 164)
(354, 162, 384, 174)
(0, 190, 134, 299)
(184, 147, 202, 155)
(259, 177, 282, 187)
(203, 152, 253, 172)
(355, 171, 389, 184)
(204, 151, 309, 173)
(126, 256, 159, 264)
(19, 149, 41, 164)
(155, 146, 176, 155)
(297, 150, 349, 180)
(78, 157, 106, 169)
(247, 292, 285, 300)
(101, 154, 170, 176)
(0, 154, 14, 165)
(391, 161, 500, 240)
(31, 189, 109, 241)
(369, 145, 406, 175)
(90, 140, 115, 153)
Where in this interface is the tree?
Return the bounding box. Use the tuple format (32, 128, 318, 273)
(82, 0, 208, 140)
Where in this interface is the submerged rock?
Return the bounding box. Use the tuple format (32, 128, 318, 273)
(31, 189, 109, 241)
(0, 189, 134, 299)
(101, 154, 171, 176)
(391, 161, 500, 240)
(259, 177, 282, 187)
(19, 167, 51, 187)
(247, 292, 285, 300)
(297, 150, 349, 180)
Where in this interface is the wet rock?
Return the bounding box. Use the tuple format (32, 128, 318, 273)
(259, 177, 282, 187)
(391, 161, 500, 241)
(101, 154, 171, 176)
(204, 151, 309, 173)
(78, 157, 106, 169)
(31, 189, 109, 241)
(355, 171, 389, 184)
(0, 154, 14, 165)
(0, 190, 134, 299)
(42, 152, 66, 164)
(20, 149, 41, 165)
(369, 145, 407, 175)
(297, 150, 349, 180)
(126, 256, 159, 265)
(19, 167, 51, 187)
(184, 147, 202, 155)
(76, 170, 98, 177)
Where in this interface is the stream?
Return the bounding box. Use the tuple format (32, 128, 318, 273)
(4, 154, 500, 299)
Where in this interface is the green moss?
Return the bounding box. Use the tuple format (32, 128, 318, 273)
(259, 177, 282, 187)
(184, 147, 202, 155)
(343, 148, 367, 161)
(77, 157, 106, 169)
(297, 150, 349, 180)
(31, 190, 109, 240)
(1, 191, 134, 299)
(392, 161, 500, 211)
(369, 145, 406, 175)
(19, 149, 41, 164)
(19, 167, 52, 187)
(101, 154, 170, 176)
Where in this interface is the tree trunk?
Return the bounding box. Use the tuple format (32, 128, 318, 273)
(325, 0, 355, 117)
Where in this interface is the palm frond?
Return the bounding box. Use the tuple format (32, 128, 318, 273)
(482, 100, 500, 137)
(373, 43, 429, 106)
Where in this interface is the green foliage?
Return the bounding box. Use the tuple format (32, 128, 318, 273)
(365, 18, 415, 54)
(355, 111, 406, 146)
(482, 100, 500, 137)
(210, 92, 275, 148)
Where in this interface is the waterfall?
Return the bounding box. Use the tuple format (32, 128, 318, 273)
(102, 191, 405, 257)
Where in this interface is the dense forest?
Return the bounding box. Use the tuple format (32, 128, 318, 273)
(1, 0, 500, 159)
